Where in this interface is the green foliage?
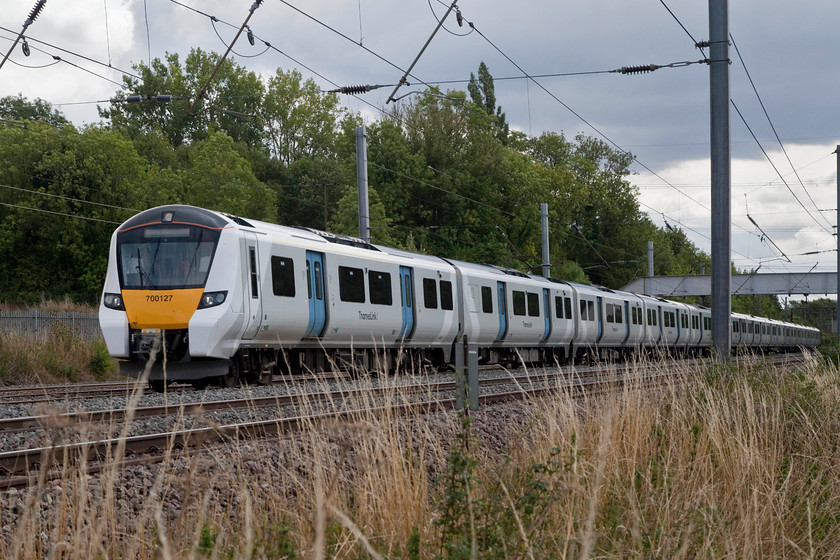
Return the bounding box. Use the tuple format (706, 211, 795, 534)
(252, 524, 297, 559)
(196, 525, 217, 556)
(0, 94, 69, 126)
(406, 526, 420, 560)
(89, 339, 118, 379)
(0, 58, 724, 304)
(101, 49, 266, 148)
(434, 413, 479, 559)
(262, 68, 346, 165)
(181, 131, 277, 220)
(328, 183, 398, 246)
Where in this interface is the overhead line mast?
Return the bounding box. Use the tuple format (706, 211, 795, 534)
(709, 0, 732, 361)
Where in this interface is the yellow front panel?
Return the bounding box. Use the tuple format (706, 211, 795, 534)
(122, 289, 204, 329)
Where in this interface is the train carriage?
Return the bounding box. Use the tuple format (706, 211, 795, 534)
(99, 205, 821, 387)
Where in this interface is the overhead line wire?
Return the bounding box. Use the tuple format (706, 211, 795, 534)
(0, 201, 122, 224)
(275, 0, 439, 93)
(0, 183, 140, 213)
(655, 0, 820, 275)
(0, 25, 140, 80)
(455, 12, 773, 251)
(729, 33, 834, 234)
(730, 99, 832, 237)
(460, 18, 721, 225)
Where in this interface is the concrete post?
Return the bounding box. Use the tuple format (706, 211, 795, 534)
(709, 0, 732, 361)
(355, 126, 370, 244)
(541, 203, 551, 278)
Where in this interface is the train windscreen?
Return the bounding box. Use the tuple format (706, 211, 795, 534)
(117, 225, 221, 290)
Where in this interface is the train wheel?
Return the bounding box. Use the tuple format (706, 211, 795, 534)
(220, 361, 240, 388)
(149, 380, 169, 392)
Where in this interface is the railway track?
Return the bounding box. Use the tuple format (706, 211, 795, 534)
(0, 352, 809, 489)
(0, 381, 150, 405)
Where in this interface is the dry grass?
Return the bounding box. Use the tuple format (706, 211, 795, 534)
(1, 353, 839, 558)
(0, 298, 97, 314)
(0, 324, 118, 384)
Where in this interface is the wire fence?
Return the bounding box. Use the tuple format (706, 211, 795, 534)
(0, 311, 102, 341)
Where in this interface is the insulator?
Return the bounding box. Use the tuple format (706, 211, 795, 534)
(340, 84, 371, 95)
(125, 95, 143, 103)
(155, 95, 173, 103)
(618, 64, 657, 75)
(27, 0, 47, 24)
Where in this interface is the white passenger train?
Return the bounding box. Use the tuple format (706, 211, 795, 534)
(98, 205, 821, 388)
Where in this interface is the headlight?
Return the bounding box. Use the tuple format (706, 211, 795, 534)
(103, 292, 125, 310)
(198, 290, 228, 309)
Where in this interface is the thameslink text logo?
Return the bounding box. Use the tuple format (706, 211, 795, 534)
(359, 311, 379, 321)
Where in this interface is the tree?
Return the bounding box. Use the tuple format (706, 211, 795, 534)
(467, 62, 509, 142)
(328, 183, 398, 247)
(0, 94, 68, 127)
(180, 131, 276, 220)
(0, 116, 169, 303)
(261, 69, 345, 166)
(100, 49, 266, 148)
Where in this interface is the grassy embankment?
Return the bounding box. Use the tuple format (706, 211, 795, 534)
(1, 352, 839, 558)
(0, 302, 119, 384)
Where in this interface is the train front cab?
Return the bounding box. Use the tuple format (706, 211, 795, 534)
(99, 205, 237, 381)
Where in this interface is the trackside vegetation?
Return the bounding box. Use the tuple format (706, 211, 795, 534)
(0, 323, 118, 384)
(2, 54, 714, 307)
(1, 354, 839, 558)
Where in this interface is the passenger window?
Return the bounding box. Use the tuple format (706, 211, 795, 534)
(369, 270, 393, 305)
(481, 286, 493, 313)
(271, 256, 295, 297)
(338, 266, 364, 303)
(306, 261, 312, 299)
(564, 297, 572, 320)
(314, 262, 323, 300)
(606, 304, 614, 323)
(423, 278, 438, 309)
(527, 292, 540, 317)
(441, 281, 454, 310)
(404, 275, 412, 307)
(587, 300, 595, 321)
(580, 300, 588, 321)
(248, 247, 258, 299)
(555, 296, 564, 319)
(615, 305, 622, 324)
(513, 291, 527, 316)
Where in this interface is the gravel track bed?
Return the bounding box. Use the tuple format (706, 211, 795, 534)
(0, 367, 574, 454)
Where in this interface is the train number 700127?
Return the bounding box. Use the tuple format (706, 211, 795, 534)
(145, 294, 173, 302)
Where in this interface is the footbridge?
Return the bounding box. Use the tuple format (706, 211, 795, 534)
(621, 272, 838, 298)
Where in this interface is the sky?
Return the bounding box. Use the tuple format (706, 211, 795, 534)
(1, 0, 839, 282)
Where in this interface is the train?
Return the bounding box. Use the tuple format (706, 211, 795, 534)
(98, 205, 821, 389)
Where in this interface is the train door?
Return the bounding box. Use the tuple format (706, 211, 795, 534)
(242, 235, 263, 340)
(622, 301, 630, 344)
(304, 251, 326, 338)
(675, 310, 682, 347)
(398, 266, 415, 339)
(656, 306, 663, 343)
(541, 288, 551, 341)
(496, 281, 508, 341)
(596, 296, 604, 342)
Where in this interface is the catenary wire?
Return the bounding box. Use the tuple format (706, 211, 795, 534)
(730, 33, 834, 233)
(0, 201, 122, 224)
(0, 25, 140, 80)
(656, 0, 834, 277)
(731, 98, 833, 236)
